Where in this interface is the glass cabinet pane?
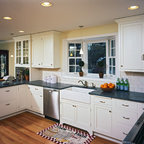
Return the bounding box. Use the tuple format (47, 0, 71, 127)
(23, 40, 29, 64)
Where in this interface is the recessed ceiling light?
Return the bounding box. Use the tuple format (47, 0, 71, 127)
(19, 30, 24, 33)
(128, 6, 139, 10)
(41, 1, 52, 7)
(3, 17, 12, 20)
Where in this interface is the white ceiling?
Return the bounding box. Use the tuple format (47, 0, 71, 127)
(0, 0, 144, 41)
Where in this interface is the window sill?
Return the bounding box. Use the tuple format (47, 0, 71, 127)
(61, 73, 116, 82)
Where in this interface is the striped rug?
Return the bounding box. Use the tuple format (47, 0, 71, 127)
(37, 123, 95, 144)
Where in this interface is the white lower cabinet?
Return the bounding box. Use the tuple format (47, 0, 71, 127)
(60, 99, 91, 133)
(0, 86, 18, 117)
(112, 99, 139, 141)
(28, 85, 43, 114)
(18, 85, 30, 110)
(91, 96, 112, 137)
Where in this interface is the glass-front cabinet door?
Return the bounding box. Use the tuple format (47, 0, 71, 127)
(14, 35, 30, 67)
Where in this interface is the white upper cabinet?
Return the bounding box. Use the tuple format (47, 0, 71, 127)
(32, 31, 61, 68)
(116, 15, 144, 72)
(14, 35, 30, 67)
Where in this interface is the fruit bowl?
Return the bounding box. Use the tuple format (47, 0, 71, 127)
(101, 87, 115, 92)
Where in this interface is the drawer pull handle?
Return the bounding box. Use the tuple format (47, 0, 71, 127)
(5, 90, 10, 92)
(122, 104, 129, 107)
(6, 103, 10, 106)
(72, 105, 76, 107)
(35, 88, 38, 90)
(123, 132, 128, 136)
(123, 117, 130, 120)
(100, 101, 105, 103)
(109, 111, 112, 113)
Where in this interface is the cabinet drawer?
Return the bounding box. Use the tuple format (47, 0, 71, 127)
(28, 85, 43, 95)
(116, 111, 138, 126)
(138, 103, 144, 118)
(113, 123, 132, 141)
(0, 100, 17, 117)
(92, 96, 112, 107)
(0, 87, 17, 103)
(114, 99, 138, 112)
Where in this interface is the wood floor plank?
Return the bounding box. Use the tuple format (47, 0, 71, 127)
(0, 112, 118, 144)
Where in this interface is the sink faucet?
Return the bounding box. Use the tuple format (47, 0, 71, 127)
(78, 80, 88, 87)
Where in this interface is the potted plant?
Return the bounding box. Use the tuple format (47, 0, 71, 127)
(97, 57, 105, 78)
(79, 60, 84, 77)
(24, 68, 29, 81)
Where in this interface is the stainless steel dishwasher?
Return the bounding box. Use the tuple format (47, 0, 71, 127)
(43, 88, 60, 121)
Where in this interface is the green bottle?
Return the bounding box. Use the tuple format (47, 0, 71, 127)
(124, 78, 129, 91)
(120, 78, 124, 91)
(116, 78, 120, 90)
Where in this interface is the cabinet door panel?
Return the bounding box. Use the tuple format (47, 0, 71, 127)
(122, 23, 143, 70)
(32, 37, 44, 67)
(31, 94, 43, 114)
(94, 106, 112, 136)
(76, 104, 91, 130)
(60, 102, 75, 124)
(43, 35, 53, 67)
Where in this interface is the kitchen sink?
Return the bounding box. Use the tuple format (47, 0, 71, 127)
(60, 86, 93, 103)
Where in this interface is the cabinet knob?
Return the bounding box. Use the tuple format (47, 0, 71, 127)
(109, 110, 112, 113)
(72, 105, 76, 107)
(6, 103, 10, 106)
(142, 54, 144, 61)
(121, 65, 123, 67)
(5, 90, 10, 92)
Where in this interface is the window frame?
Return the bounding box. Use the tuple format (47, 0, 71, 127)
(63, 33, 118, 78)
(84, 40, 109, 77)
(67, 41, 83, 74)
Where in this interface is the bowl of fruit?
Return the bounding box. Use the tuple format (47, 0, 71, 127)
(100, 83, 115, 92)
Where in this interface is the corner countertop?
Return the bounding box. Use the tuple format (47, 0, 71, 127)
(0, 80, 73, 90)
(28, 80, 72, 90)
(89, 88, 144, 103)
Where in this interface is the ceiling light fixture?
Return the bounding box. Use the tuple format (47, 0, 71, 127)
(41, 1, 52, 7)
(19, 30, 24, 33)
(128, 5, 139, 10)
(3, 17, 12, 20)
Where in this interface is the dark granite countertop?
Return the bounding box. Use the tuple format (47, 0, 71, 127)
(89, 88, 144, 103)
(123, 112, 144, 144)
(0, 80, 72, 90)
(28, 80, 72, 90)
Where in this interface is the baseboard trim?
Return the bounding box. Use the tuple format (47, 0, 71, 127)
(93, 132, 122, 144)
(0, 109, 44, 120)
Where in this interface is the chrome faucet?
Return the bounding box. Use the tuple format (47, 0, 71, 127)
(78, 80, 88, 87)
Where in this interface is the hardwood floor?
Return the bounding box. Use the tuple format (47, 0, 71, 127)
(0, 112, 117, 144)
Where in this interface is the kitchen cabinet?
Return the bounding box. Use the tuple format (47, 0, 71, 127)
(28, 85, 43, 114)
(32, 31, 61, 68)
(14, 35, 30, 67)
(91, 96, 112, 137)
(0, 86, 18, 117)
(18, 85, 31, 110)
(60, 99, 91, 134)
(116, 15, 144, 72)
(112, 99, 139, 141)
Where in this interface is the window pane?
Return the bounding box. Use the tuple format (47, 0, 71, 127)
(69, 51, 75, 57)
(69, 59, 75, 65)
(76, 51, 81, 57)
(76, 43, 81, 50)
(76, 58, 82, 65)
(69, 66, 75, 72)
(111, 49, 115, 56)
(76, 66, 80, 72)
(113, 58, 115, 66)
(109, 67, 112, 74)
(109, 58, 112, 65)
(88, 42, 106, 74)
(113, 67, 115, 75)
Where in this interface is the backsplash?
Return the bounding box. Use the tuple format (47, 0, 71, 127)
(42, 70, 144, 93)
